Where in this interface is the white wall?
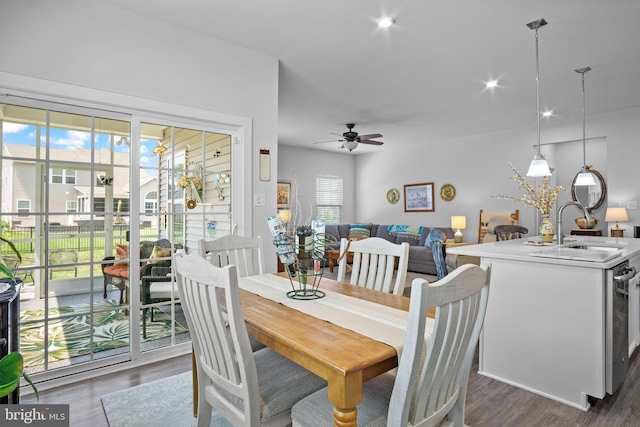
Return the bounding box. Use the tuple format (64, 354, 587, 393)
(353, 107, 640, 242)
(277, 145, 356, 223)
(0, 0, 280, 268)
(278, 107, 640, 243)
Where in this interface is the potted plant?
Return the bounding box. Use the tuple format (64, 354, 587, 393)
(0, 236, 38, 400)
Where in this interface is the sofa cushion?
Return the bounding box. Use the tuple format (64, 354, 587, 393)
(374, 225, 396, 243)
(348, 223, 372, 240)
(147, 245, 172, 264)
(103, 265, 130, 279)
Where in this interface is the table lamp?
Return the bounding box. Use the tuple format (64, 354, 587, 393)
(279, 209, 291, 231)
(605, 207, 629, 238)
(451, 215, 467, 243)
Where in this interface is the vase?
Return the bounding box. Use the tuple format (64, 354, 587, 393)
(539, 214, 555, 243)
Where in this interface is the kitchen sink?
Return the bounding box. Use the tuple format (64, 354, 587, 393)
(529, 242, 624, 262)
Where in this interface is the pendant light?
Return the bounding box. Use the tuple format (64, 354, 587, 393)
(526, 18, 552, 177)
(574, 67, 597, 186)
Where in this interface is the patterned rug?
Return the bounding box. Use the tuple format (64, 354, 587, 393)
(19, 300, 188, 367)
(101, 371, 232, 427)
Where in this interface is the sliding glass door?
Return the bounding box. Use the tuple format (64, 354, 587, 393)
(0, 98, 232, 381)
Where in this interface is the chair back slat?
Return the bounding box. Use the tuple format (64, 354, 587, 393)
(198, 235, 265, 277)
(337, 237, 409, 295)
(387, 263, 490, 427)
(174, 253, 260, 426)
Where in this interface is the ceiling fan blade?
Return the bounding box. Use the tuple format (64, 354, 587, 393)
(357, 133, 382, 140)
(312, 139, 342, 144)
(359, 140, 384, 145)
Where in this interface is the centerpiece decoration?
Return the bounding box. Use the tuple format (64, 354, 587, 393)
(177, 174, 202, 209)
(267, 215, 335, 300)
(267, 178, 335, 299)
(494, 163, 564, 243)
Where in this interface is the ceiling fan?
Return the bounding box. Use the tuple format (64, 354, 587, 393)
(313, 123, 383, 151)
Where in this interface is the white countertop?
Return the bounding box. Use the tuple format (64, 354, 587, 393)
(446, 236, 640, 269)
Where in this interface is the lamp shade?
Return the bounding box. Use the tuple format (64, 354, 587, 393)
(343, 140, 358, 151)
(574, 169, 597, 186)
(527, 156, 552, 177)
(605, 207, 629, 223)
(451, 216, 467, 230)
(279, 209, 291, 223)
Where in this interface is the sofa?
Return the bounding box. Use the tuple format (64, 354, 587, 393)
(101, 238, 182, 304)
(324, 224, 454, 276)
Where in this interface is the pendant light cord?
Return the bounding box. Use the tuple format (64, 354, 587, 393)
(535, 27, 541, 157)
(581, 71, 586, 167)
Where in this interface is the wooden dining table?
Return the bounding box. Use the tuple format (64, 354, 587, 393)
(193, 272, 435, 427)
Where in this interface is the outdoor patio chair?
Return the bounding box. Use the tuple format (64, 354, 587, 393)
(291, 263, 491, 427)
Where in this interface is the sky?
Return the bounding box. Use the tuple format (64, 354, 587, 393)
(2, 121, 160, 176)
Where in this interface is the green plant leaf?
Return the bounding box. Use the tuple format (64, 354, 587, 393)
(0, 352, 23, 397)
(0, 236, 21, 262)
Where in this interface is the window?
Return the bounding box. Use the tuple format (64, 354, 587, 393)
(144, 191, 158, 214)
(17, 200, 30, 218)
(50, 168, 76, 184)
(66, 200, 78, 213)
(316, 175, 343, 224)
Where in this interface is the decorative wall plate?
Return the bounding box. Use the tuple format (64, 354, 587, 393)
(386, 188, 400, 204)
(439, 184, 456, 202)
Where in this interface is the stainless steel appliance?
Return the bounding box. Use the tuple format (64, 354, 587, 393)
(606, 260, 636, 394)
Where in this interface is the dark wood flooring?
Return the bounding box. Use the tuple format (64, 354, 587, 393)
(20, 347, 640, 426)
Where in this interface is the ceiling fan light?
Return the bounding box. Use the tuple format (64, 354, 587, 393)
(343, 140, 358, 151)
(527, 155, 552, 177)
(575, 168, 597, 186)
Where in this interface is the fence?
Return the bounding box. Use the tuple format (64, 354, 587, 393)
(1, 224, 160, 256)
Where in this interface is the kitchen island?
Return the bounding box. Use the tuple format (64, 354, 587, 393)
(446, 236, 640, 410)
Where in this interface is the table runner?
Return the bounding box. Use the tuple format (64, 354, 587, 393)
(239, 274, 434, 360)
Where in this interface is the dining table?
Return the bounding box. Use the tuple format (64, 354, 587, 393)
(193, 272, 435, 427)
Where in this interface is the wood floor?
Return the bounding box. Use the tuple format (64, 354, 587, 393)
(20, 347, 640, 426)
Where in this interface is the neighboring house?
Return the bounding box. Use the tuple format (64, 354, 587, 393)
(1, 143, 157, 227)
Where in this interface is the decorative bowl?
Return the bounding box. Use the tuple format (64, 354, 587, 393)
(575, 217, 598, 229)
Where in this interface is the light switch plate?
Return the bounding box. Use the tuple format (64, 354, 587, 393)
(254, 193, 266, 206)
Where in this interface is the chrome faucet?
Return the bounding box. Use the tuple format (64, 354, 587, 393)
(556, 201, 591, 245)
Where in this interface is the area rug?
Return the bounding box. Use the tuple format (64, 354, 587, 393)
(19, 300, 188, 367)
(101, 371, 232, 427)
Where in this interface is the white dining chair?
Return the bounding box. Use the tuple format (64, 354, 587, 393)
(291, 263, 491, 427)
(174, 253, 326, 427)
(336, 237, 409, 295)
(198, 234, 267, 352)
(198, 235, 265, 277)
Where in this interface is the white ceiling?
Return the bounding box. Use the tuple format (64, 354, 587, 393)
(101, 0, 640, 154)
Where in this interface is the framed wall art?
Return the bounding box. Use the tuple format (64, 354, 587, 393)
(277, 181, 291, 209)
(404, 182, 434, 212)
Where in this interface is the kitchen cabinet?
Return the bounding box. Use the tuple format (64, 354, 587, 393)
(447, 237, 640, 410)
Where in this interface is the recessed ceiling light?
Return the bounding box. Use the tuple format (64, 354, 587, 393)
(377, 17, 395, 28)
(485, 80, 499, 89)
(542, 110, 553, 117)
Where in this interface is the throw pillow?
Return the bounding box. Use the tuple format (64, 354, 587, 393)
(147, 246, 172, 264)
(114, 244, 129, 266)
(348, 223, 372, 240)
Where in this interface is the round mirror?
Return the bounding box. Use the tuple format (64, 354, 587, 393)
(571, 166, 606, 213)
